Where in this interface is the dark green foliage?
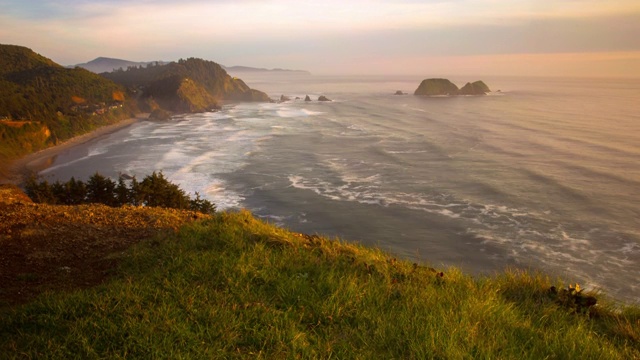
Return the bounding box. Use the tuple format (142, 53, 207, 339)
(129, 176, 144, 206)
(23, 172, 216, 214)
(66, 177, 88, 205)
(115, 176, 131, 206)
(0, 44, 138, 162)
(86, 173, 117, 206)
(137, 171, 189, 209)
(24, 175, 56, 204)
(189, 192, 216, 214)
(549, 284, 598, 314)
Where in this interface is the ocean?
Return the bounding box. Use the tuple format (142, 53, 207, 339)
(40, 75, 640, 303)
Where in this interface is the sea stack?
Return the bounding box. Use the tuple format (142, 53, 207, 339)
(414, 78, 491, 96)
(458, 81, 491, 95)
(413, 79, 459, 96)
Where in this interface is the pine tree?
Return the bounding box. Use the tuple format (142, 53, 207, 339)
(86, 172, 116, 206)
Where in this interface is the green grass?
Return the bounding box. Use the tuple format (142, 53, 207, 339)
(1, 210, 639, 359)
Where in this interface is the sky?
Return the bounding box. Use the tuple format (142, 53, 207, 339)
(1, 0, 640, 77)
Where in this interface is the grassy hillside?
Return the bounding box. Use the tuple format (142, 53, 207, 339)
(1, 188, 638, 358)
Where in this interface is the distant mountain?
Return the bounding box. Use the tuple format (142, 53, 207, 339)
(72, 57, 311, 75)
(0, 44, 135, 163)
(102, 57, 271, 115)
(71, 57, 169, 74)
(223, 65, 311, 75)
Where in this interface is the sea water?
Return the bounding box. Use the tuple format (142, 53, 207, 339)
(41, 75, 640, 303)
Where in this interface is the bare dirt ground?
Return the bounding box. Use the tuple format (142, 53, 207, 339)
(0, 184, 210, 306)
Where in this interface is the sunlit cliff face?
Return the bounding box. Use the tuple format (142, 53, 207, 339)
(1, 0, 639, 77)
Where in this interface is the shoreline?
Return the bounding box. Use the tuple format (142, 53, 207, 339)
(1, 113, 149, 185)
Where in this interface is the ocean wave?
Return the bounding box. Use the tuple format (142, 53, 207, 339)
(276, 107, 325, 118)
(287, 170, 639, 299)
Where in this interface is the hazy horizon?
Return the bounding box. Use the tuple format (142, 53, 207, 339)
(1, 0, 640, 78)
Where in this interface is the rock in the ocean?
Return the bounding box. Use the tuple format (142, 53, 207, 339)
(394, 90, 406, 95)
(458, 81, 491, 95)
(280, 95, 291, 102)
(318, 95, 332, 102)
(304, 95, 312, 101)
(414, 78, 459, 96)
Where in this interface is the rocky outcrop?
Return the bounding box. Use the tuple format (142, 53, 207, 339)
(304, 95, 312, 102)
(238, 88, 272, 102)
(104, 57, 271, 112)
(458, 81, 491, 95)
(414, 78, 491, 96)
(394, 90, 406, 95)
(280, 95, 291, 102)
(318, 95, 332, 102)
(414, 79, 459, 96)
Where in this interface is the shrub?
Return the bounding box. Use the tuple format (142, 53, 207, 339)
(23, 171, 216, 214)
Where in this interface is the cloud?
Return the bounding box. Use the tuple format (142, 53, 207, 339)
(1, 0, 639, 75)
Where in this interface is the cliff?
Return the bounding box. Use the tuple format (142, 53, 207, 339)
(103, 58, 271, 113)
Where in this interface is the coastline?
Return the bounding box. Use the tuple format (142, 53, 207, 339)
(0, 113, 149, 185)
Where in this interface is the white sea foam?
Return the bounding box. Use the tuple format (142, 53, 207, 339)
(288, 167, 640, 293)
(276, 107, 325, 118)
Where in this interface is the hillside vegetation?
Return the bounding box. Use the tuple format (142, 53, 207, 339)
(0, 46, 271, 173)
(0, 44, 136, 167)
(103, 58, 271, 114)
(0, 186, 638, 358)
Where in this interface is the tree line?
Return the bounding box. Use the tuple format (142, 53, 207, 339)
(25, 171, 215, 214)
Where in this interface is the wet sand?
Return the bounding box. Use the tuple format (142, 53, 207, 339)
(0, 114, 149, 185)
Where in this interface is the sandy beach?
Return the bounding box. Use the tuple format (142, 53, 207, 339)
(0, 113, 149, 185)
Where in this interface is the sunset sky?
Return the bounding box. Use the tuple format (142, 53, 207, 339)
(1, 0, 639, 77)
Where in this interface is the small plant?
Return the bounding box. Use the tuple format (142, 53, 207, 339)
(549, 283, 598, 314)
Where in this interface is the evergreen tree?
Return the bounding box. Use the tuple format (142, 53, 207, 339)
(139, 171, 189, 209)
(24, 175, 56, 204)
(66, 177, 87, 205)
(50, 180, 65, 204)
(129, 176, 143, 206)
(86, 172, 116, 206)
(189, 192, 216, 214)
(22, 172, 216, 214)
(115, 176, 131, 206)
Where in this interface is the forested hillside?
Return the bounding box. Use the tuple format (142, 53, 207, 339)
(103, 57, 271, 114)
(0, 45, 136, 166)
